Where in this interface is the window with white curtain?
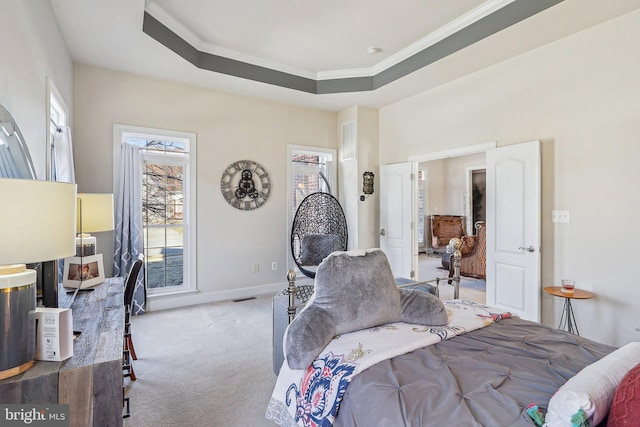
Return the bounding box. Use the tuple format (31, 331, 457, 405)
(48, 79, 69, 181)
(116, 126, 197, 296)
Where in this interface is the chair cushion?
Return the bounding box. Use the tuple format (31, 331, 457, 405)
(299, 234, 341, 265)
(284, 249, 448, 370)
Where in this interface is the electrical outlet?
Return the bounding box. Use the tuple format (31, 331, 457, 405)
(551, 210, 570, 223)
(253, 263, 259, 273)
(635, 327, 640, 333)
(271, 261, 277, 271)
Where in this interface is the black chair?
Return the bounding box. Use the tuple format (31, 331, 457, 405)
(123, 256, 143, 381)
(291, 192, 348, 278)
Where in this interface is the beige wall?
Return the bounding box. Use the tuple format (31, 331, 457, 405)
(0, 0, 74, 179)
(338, 106, 380, 250)
(380, 9, 640, 347)
(420, 153, 485, 217)
(74, 64, 337, 309)
(356, 107, 380, 249)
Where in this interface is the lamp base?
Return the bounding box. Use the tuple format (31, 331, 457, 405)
(0, 267, 37, 379)
(0, 360, 35, 381)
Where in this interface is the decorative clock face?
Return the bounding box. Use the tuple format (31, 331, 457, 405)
(220, 160, 271, 210)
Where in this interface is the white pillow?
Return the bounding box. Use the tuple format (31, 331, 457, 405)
(545, 342, 640, 427)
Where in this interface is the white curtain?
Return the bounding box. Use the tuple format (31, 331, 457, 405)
(52, 126, 75, 183)
(52, 126, 76, 285)
(113, 142, 145, 314)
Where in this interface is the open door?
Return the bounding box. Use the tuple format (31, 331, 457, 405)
(486, 141, 541, 322)
(379, 162, 415, 279)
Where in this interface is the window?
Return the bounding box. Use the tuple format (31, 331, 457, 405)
(47, 79, 69, 181)
(115, 126, 197, 296)
(287, 145, 337, 266)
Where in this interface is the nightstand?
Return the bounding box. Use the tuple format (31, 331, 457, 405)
(543, 286, 594, 335)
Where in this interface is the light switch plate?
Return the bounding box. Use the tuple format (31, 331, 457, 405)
(552, 210, 570, 223)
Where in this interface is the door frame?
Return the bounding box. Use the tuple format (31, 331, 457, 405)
(408, 141, 496, 282)
(408, 142, 497, 163)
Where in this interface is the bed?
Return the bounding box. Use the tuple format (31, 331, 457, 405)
(267, 248, 640, 427)
(333, 316, 613, 426)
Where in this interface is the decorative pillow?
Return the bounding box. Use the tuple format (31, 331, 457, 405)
(607, 362, 640, 427)
(399, 287, 448, 325)
(459, 235, 477, 255)
(299, 234, 341, 265)
(285, 249, 448, 370)
(545, 342, 640, 427)
(394, 277, 437, 296)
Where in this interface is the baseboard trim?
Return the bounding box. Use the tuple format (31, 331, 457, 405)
(146, 281, 286, 312)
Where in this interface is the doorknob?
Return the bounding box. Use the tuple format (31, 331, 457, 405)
(519, 246, 535, 253)
(379, 229, 386, 236)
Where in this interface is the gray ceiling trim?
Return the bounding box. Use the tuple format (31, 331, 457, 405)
(143, 0, 563, 95)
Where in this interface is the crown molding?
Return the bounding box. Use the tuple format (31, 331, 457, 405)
(143, 0, 563, 93)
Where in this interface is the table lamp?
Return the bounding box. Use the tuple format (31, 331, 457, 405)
(65, 193, 113, 295)
(0, 179, 76, 380)
(76, 193, 114, 256)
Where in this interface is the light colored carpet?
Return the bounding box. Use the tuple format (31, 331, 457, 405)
(124, 295, 278, 427)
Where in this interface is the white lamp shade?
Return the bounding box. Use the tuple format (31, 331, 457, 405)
(0, 179, 77, 264)
(77, 193, 114, 233)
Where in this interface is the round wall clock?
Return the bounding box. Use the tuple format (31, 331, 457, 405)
(220, 160, 271, 210)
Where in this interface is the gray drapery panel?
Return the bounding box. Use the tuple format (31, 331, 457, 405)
(113, 142, 145, 314)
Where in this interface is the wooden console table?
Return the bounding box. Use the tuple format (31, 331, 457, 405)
(0, 278, 124, 427)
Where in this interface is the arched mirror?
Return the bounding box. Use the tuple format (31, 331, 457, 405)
(0, 105, 37, 179)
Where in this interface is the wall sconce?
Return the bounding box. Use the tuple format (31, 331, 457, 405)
(360, 171, 374, 202)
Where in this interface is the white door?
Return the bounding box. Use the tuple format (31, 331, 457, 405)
(486, 141, 541, 321)
(379, 162, 415, 279)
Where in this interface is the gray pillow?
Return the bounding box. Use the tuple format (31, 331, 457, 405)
(285, 249, 448, 370)
(299, 234, 342, 265)
(399, 287, 448, 325)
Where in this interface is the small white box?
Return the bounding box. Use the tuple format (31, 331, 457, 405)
(35, 308, 74, 361)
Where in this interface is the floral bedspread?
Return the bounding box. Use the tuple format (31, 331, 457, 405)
(266, 299, 513, 427)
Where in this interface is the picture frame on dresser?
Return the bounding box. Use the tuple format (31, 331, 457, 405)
(62, 254, 105, 289)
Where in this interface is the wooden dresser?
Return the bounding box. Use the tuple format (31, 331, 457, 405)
(0, 278, 125, 427)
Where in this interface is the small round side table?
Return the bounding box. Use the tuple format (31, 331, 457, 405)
(543, 286, 594, 335)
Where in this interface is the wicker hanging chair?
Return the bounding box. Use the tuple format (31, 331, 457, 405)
(291, 192, 348, 278)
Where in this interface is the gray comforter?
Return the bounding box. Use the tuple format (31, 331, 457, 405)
(334, 317, 615, 427)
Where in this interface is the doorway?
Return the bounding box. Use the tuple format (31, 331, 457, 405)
(417, 155, 487, 303)
(409, 142, 496, 302)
